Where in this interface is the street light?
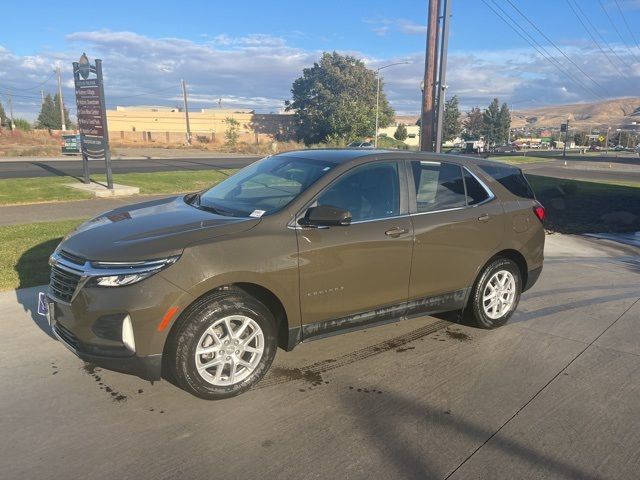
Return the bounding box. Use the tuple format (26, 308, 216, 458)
(374, 61, 410, 148)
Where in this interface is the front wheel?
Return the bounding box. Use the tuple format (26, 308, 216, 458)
(467, 258, 522, 329)
(165, 289, 277, 400)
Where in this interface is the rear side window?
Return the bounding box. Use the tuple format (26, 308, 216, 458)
(479, 164, 535, 199)
(464, 170, 490, 205)
(411, 162, 466, 212)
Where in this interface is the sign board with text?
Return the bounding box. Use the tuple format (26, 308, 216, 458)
(72, 53, 113, 188)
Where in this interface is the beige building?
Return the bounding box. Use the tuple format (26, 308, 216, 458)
(106, 106, 296, 144)
(378, 122, 420, 147)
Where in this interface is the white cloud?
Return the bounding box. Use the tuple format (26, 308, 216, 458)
(0, 29, 639, 121)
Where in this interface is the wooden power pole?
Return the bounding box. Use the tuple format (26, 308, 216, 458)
(420, 0, 440, 151)
(181, 79, 192, 144)
(56, 66, 66, 131)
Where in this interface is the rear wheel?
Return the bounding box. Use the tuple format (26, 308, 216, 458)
(468, 258, 522, 329)
(165, 289, 277, 400)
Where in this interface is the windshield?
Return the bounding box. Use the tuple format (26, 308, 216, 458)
(196, 155, 336, 217)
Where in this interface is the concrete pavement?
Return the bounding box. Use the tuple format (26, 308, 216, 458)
(1, 234, 639, 479)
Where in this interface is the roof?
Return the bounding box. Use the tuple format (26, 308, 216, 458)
(276, 148, 499, 168)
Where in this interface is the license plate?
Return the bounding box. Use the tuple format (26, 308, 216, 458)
(37, 292, 49, 316)
(37, 292, 55, 327)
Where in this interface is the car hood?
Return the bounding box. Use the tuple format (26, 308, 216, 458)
(59, 196, 261, 262)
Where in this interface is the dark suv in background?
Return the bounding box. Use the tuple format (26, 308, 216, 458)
(45, 150, 544, 399)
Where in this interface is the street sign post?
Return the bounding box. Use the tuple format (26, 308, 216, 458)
(72, 53, 113, 189)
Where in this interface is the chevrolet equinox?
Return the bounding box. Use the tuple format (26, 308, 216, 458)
(45, 150, 545, 399)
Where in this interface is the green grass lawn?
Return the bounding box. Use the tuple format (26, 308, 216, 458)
(0, 169, 237, 206)
(526, 174, 640, 234)
(0, 219, 83, 291)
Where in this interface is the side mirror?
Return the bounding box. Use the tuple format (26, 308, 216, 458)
(299, 205, 352, 227)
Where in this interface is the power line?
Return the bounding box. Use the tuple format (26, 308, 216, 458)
(613, 0, 640, 52)
(571, 0, 636, 71)
(0, 71, 56, 92)
(599, 0, 640, 64)
(489, 0, 605, 99)
(503, 0, 608, 94)
(565, 0, 633, 79)
(482, 0, 605, 100)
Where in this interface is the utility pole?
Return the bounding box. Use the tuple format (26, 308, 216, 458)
(562, 118, 569, 165)
(420, 0, 440, 151)
(8, 94, 15, 131)
(56, 66, 66, 131)
(434, 0, 451, 153)
(40, 89, 45, 105)
(181, 79, 192, 144)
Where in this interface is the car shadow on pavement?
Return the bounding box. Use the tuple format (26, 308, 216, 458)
(341, 389, 601, 480)
(14, 238, 63, 340)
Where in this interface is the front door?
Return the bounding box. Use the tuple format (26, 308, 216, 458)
(296, 161, 413, 330)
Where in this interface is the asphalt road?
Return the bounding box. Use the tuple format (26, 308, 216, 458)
(0, 156, 259, 179)
(1, 153, 638, 185)
(2, 234, 640, 479)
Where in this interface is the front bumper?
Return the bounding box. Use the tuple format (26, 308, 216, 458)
(46, 272, 192, 382)
(51, 318, 162, 380)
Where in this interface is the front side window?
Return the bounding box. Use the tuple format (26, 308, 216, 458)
(316, 162, 400, 222)
(198, 155, 335, 216)
(411, 161, 466, 212)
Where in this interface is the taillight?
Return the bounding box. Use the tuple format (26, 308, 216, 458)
(533, 204, 545, 223)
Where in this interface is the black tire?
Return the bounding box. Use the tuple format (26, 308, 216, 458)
(165, 288, 277, 400)
(467, 257, 522, 329)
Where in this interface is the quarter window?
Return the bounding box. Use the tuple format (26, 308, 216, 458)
(464, 169, 490, 205)
(316, 162, 400, 222)
(411, 161, 466, 212)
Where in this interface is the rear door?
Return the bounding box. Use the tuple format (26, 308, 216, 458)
(296, 160, 413, 329)
(407, 160, 504, 302)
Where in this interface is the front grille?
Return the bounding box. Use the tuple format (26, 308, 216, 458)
(49, 265, 82, 302)
(54, 322, 79, 349)
(58, 250, 85, 266)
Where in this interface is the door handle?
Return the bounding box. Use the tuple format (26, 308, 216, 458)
(385, 227, 408, 237)
(478, 213, 490, 222)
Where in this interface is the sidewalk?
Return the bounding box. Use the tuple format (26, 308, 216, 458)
(0, 194, 170, 226)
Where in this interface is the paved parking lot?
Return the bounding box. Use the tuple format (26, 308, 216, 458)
(1, 234, 639, 479)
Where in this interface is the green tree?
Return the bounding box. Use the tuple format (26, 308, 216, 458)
(482, 98, 501, 145)
(463, 106, 483, 139)
(35, 94, 58, 129)
(0, 101, 7, 128)
(13, 118, 32, 132)
(497, 102, 511, 144)
(224, 117, 240, 146)
(394, 123, 407, 141)
(443, 95, 461, 141)
(574, 132, 588, 146)
(35, 93, 72, 129)
(285, 51, 395, 144)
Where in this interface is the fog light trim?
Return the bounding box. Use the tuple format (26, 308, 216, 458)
(122, 315, 136, 353)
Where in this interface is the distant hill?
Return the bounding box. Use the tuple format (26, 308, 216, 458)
(511, 97, 640, 130)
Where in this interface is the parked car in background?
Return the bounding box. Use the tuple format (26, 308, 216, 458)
(589, 145, 602, 151)
(44, 150, 545, 400)
(613, 145, 625, 152)
(347, 141, 374, 149)
(61, 134, 81, 155)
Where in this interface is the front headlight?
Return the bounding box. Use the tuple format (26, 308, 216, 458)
(86, 255, 180, 288)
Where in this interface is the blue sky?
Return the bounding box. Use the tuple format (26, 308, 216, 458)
(1, 0, 639, 119)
